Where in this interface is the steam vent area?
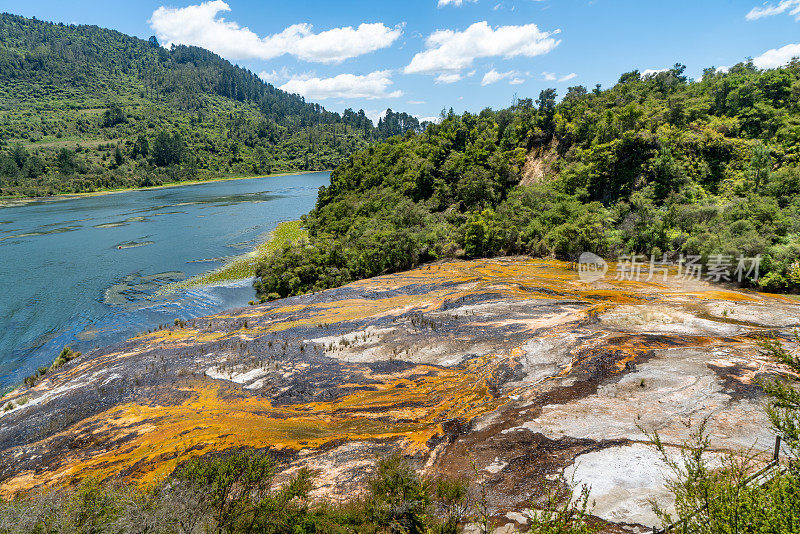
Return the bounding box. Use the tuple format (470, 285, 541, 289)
(2, 258, 799, 532)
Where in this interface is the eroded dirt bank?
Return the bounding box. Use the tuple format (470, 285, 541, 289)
(1, 258, 798, 532)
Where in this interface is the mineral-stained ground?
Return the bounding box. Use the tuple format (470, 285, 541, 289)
(1, 258, 799, 532)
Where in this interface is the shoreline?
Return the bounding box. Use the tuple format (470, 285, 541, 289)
(0, 169, 331, 205)
(160, 220, 308, 293)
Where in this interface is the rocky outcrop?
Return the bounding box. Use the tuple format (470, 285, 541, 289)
(1, 258, 798, 531)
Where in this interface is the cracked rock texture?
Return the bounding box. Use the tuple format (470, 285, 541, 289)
(1, 258, 798, 531)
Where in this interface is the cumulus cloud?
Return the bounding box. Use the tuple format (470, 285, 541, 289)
(436, 72, 465, 83)
(482, 69, 512, 85)
(404, 21, 560, 78)
(367, 109, 389, 125)
(543, 71, 575, 82)
(482, 69, 523, 85)
(752, 43, 800, 68)
(149, 1, 403, 63)
(746, 0, 800, 20)
(436, 70, 476, 84)
(641, 68, 668, 77)
(438, 0, 477, 6)
(258, 67, 291, 83)
(279, 71, 403, 100)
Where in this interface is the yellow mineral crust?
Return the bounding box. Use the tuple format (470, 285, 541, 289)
(1, 357, 507, 493)
(1, 258, 797, 503)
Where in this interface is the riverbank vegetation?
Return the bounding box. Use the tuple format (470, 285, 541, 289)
(21, 346, 80, 388)
(166, 221, 308, 291)
(0, 14, 422, 197)
(256, 61, 800, 299)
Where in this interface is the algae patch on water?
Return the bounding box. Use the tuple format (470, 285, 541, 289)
(165, 220, 307, 290)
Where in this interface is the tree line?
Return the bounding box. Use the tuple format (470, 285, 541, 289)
(0, 13, 425, 196)
(256, 61, 800, 298)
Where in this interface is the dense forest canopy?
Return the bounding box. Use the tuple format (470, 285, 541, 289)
(256, 61, 800, 297)
(0, 13, 422, 196)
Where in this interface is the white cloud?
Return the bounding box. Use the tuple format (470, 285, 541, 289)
(542, 71, 575, 82)
(509, 77, 525, 85)
(279, 71, 403, 100)
(436, 73, 465, 83)
(367, 109, 389, 126)
(482, 69, 515, 85)
(436, 70, 476, 84)
(404, 21, 561, 78)
(258, 67, 291, 83)
(752, 42, 800, 68)
(149, 1, 403, 63)
(746, 0, 800, 21)
(641, 68, 668, 77)
(481, 69, 525, 87)
(438, 0, 477, 6)
(716, 66, 730, 73)
(418, 116, 442, 124)
(407, 100, 426, 105)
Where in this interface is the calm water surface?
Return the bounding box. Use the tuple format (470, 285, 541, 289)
(0, 172, 329, 387)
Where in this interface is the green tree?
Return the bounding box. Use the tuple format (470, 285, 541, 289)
(102, 103, 126, 127)
(0, 153, 20, 176)
(9, 143, 28, 169)
(56, 148, 77, 174)
(536, 88, 558, 133)
(23, 154, 44, 179)
(750, 141, 772, 189)
(366, 455, 432, 534)
(113, 145, 124, 168)
(152, 132, 183, 167)
(172, 448, 313, 533)
(131, 134, 149, 159)
(464, 209, 500, 258)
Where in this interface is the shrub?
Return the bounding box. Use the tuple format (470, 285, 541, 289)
(646, 420, 800, 534)
(760, 332, 800, 456)
(642, 334, 800, 533)
(172, 448, 314, 533)
(50, 346, 81, 372)
(366, 454, 432, 534)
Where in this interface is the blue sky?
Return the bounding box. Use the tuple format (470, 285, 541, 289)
(4, 0, 800, 122)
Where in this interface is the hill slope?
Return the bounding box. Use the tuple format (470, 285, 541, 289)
(255, 62, 800, 296)
(0, 13, 420, 196)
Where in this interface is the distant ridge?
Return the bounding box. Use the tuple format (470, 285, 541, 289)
(0, 12, 421, 196)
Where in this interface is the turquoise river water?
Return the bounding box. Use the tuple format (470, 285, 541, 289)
(0, 171, 330, 388)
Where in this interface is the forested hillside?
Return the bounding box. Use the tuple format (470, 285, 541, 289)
(0, 13, 421, 196)
(256, 62, 800, 297)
